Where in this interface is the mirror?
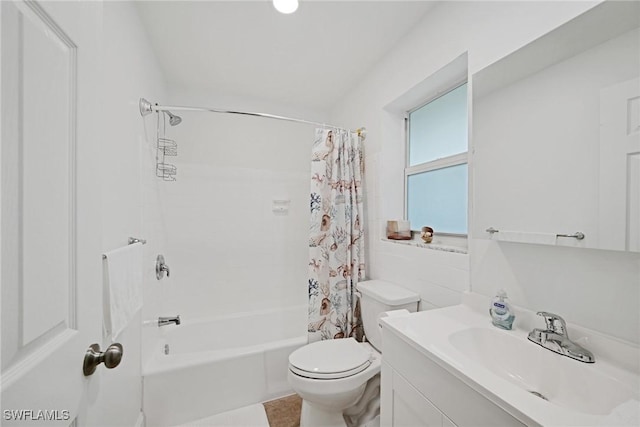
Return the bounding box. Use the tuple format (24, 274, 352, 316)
(472, 1, 640, 252)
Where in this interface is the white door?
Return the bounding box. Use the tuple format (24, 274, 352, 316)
(1, 1, 103, 425)
(599, 77, 640, 252)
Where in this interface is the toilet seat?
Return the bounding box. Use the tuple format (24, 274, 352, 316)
(289, 338, 373, 380)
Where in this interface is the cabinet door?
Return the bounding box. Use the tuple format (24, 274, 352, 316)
(392, 372, 443, 427)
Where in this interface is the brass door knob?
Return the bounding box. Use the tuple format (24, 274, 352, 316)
(83, 343, 123, 376)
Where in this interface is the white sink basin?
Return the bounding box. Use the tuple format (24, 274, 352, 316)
(379, 295, 640, 426)
(449, 327, 637, 416)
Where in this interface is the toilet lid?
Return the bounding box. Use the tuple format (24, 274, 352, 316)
(289, 338, 372, 379)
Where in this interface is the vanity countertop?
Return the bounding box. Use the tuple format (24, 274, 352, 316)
(380, 292, 640, 427)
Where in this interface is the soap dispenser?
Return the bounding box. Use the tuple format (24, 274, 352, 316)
(489, 289, 515, 330)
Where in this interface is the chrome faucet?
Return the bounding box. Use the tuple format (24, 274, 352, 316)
(158, 315, 181, 327)
(528, 312, 595, 363)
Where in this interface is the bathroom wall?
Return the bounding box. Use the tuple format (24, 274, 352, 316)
(153, 87, 322, 323)
(329, 1, 640, 342)
(94, 2, 168, 426)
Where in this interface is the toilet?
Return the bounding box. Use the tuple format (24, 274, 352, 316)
(288, 280, 420, 426)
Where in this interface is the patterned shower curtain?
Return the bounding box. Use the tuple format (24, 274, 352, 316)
(308, 128, 365, 342)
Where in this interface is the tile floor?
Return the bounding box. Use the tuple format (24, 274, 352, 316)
(173, 398, 381, 427)
(175, 404, 269, 427)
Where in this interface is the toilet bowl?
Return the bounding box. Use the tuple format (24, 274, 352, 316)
(288, 280, 419, 427)
(288, 338, 381, 426)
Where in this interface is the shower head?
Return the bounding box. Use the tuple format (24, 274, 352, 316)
(166, 111, 182, 126)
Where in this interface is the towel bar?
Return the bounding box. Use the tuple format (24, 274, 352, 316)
(102, 237, 147, 259)
(485, 228, 585, 240)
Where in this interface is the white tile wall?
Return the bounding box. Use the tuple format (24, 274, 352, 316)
(153, 90, 322, 320)
(472, 239, 640, 343)
(376, 240, 469, 309)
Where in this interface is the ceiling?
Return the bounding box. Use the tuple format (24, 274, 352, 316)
(135, 1, 436, 112)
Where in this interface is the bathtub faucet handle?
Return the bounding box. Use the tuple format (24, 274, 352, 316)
(156, 254, 171, 280)
(158, 315, 181, 327)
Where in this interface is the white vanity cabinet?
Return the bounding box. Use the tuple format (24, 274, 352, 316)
(381, 327, 528, 427)
(382, 362, 457, 427)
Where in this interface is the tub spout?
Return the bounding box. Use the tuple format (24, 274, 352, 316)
(158, 315, 181, 327)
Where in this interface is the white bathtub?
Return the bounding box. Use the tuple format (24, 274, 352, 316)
(143, 305, 307, 427)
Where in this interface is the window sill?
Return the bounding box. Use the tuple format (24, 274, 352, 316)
(381, 236, 468, 255)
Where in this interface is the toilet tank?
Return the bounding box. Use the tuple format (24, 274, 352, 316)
(357, 280, 419, 352)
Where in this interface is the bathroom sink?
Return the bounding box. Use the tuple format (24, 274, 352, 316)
(448, 327, 638, 416)
(380, 296, 640, 426)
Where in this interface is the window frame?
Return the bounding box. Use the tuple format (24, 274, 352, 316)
(404, 79, 469, 237)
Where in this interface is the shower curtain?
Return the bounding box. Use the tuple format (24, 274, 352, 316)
(308, 128, 365, 342)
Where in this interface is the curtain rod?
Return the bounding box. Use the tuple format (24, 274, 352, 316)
(139, 98, 366, 138)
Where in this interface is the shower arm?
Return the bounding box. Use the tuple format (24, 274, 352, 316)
(139, 98, 366, 138)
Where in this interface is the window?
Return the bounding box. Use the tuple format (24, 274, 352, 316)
(405, 82, 468, 235)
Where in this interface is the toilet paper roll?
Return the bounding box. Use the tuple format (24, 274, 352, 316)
(377, 309, 411, 327)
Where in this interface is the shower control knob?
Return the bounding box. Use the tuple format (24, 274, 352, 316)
(156, 254, 170, 280)
(83, 343, 123, 376)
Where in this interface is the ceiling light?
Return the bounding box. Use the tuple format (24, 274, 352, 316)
(273, 0, 298, 14)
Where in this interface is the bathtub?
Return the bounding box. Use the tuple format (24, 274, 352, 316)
(143, 305, 307, 427)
